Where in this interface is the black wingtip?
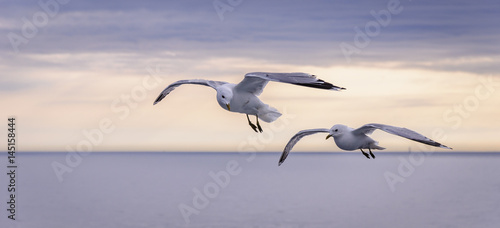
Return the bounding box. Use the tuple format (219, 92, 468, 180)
(440, 144, 453, 150)
(153, 94, 166, 105)
(278, 152, 287, 166)
(291, 77, 346, 91)
(293, 82, 345, 91)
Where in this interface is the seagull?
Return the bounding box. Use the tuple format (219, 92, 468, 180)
(278, 123, 452, 166)
(153, 72, 345, 132)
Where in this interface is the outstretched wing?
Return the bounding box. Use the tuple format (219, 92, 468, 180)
(153, 79, 227, 105)
(235, 72, 345, 95)
(352, 123, 452, 149)
(279, 128, 330, 166)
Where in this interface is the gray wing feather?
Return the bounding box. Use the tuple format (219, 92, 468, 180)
(236, 72, 345, 95)
(153, 79, 226, 105)
(279, 128, 330, 166)
(352, 123, 452, 149)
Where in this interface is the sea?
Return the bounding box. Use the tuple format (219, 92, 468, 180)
(1, 152, 499, 228)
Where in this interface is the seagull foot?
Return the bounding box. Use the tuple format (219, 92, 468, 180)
(248, 122, 259, 133)
(256, 116, 263, 133)
(361, 149, 370, 159)
(369, 149, 376, 159)
(246, 114, 259, 133)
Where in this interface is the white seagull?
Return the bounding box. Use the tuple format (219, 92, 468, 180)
(153, 72, 345, 132)
(278, 123, 452, 165)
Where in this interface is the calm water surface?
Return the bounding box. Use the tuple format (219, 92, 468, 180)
(1, 152, 499, 228)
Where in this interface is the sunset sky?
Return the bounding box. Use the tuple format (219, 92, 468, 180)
(1, 0, 499, 152)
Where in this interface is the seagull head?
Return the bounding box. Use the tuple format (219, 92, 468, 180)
(216, 86, 233, 111)
(326, 124, 348, 140)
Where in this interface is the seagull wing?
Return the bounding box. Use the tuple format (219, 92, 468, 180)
(279, 128, 330, 166)
(352, 123, 452, 149)
(235, 72, 345, 95)
(153, 79, 227, 105)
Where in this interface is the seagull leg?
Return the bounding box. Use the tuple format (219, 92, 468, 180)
(360, 149, 370, 159)
(369, 148, 376, 159)
(246, 114, 259, 133)
(255, 115, 263, 133)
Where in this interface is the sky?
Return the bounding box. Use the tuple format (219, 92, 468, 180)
(0, 0, 499, 152)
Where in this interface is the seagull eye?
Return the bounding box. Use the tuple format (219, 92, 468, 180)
(334, 129, 338, 132)
(222, 95, 225, 99)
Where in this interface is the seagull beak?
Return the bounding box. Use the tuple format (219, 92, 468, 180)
(226, 103, 231, 111)
(325, 134, 332, 140)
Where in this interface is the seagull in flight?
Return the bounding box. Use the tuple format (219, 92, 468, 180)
(278, 123, 452, 166)
(153, 72, 345, 132)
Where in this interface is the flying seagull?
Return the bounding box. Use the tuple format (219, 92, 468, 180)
(278, 123, 451, 166)
(153, 72, 345, 132)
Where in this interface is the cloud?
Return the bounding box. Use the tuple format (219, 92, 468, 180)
(1, 0, 499, 73)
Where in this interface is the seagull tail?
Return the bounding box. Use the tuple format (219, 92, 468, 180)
(370, 142, 385, 150)
(257, 106, 282, 123)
